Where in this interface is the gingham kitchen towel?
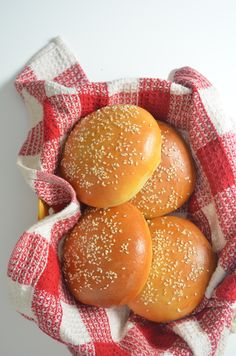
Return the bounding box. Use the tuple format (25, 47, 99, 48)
(8, 37, 236, 356)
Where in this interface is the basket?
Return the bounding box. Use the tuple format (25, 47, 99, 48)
(8, 37, 236, 356)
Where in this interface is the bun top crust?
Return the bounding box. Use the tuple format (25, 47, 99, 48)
(128, 216, 216, 322)
(62, 203, 152, 307)
(60, 105, 162, 208)
(130, 121, 196, 218)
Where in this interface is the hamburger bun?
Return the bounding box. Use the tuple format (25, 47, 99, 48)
(130, 121, 196, 218)
(60, 105, 162, 208)
(128, 216, 216, 322)
(62, 203, 152, 307)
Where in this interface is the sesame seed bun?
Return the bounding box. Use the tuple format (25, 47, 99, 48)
(128, 216, 216, 323)
(60, 105, 162, 208)
(62, 203, 152, 307)
(130, 121, 196, 218)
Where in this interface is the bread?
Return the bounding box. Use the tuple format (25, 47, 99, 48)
(128, 216, 216, 323)
(130, 121, 196, 218)
(38, 199, 49, 220)
(60, 105, 162, 208)
(62, 202, 152, 307)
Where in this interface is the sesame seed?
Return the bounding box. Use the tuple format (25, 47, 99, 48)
(137, 217, 206, 309)
(61, 105, 152, 197)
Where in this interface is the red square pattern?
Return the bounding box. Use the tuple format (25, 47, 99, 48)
(54, 63, 88, 87)
(36, 244, 60, 297)
(219, 236, 236, 272)
(68, 343, 96, 355)
(174, 67, 212, 90)
(188, 92, 219, 152)
(32, 289, 62, 341)
(196, 137, 235, 196)
(19, 121, 43, 156)
(109, 92, 139, 106)
(7, 232, 48, 286)
(26, 80, 47, 103)
(138, 78, 171, 120)
(168, 92, 193, 130)
(79, 83, 109, 117)
(214, 184, 236, 237)
(220, 132, 236, 177)
(47, 94, 82, 136)
(15, 66, 37, 95)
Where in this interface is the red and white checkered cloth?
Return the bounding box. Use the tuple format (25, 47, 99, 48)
(8, 37, 236, 356)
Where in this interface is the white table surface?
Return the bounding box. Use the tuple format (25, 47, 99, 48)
(1, 0, 236, 355)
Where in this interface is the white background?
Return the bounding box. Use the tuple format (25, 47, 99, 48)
(0, 0, 236, 355)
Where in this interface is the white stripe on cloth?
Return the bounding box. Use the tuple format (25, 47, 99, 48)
(215, 325, 230, 356)
(170, 82, 192, 95)
(29, 37, 78, 81)
(27, 201, 80, 242)
(45, 81, 78, 97)
(8, 278, 35, 320)
(202, 201, 227, 252)
(107, 78, 139, 97)
(18, 154, 42, 172)
(17, 156, 38, 190)
(199, 86, 236, 136)
(105, 306, 131, 342)
(60, 301, 91, 346)
(172, 319, 211, 356)
(205, 265, 227, 298)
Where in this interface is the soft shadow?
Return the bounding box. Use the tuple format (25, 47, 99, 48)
(0, 74, 37, 262)
(0, 74, 68, 356)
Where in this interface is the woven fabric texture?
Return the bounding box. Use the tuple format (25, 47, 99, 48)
(8, 37, 236, 356)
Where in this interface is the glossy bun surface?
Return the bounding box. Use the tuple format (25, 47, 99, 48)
(62, 203, 152, 307)
(128, 216, 216, 322)
(60, 105, 162, 208)
(131, 121, 196, 218)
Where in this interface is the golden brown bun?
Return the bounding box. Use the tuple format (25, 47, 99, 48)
(62, 203, 152, 307)
(38, 199, 49, 220)
(130, 121, 196, 218)
(128, 216, 216, 323)
(60, 105, 162, 208)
